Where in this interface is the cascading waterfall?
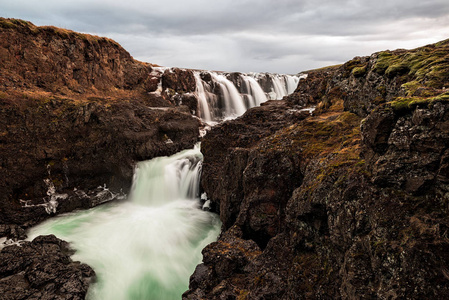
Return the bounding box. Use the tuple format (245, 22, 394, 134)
(241, 75, 268, 107)
(194, 71, 301, 122)
(27, 145, 221, 300)
(286, 75, 300, 94)
(194, 72, 212, 122)
(25, 67, 304, 299)
(210, 73, 247, 119)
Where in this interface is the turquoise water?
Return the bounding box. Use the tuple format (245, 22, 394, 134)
(27, 146, 221, 299)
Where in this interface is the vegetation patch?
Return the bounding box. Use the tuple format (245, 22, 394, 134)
(373, 40, 449, 89)
(352, 66, 367, 77)
(389, 91, 449, 112)
(342, 57, 367, 77)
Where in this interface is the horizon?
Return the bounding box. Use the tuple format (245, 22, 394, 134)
(1, 0, 448, 74)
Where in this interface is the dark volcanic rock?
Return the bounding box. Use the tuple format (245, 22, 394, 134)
(0, 18, 202, 230)
(185, 39, 449, 299)
(0, 235, 94, 300)
(0, 18, 159, 96)
(201, 99, 310, 231)
(162, 68, 196, 93)
(0, 97, 200, 228)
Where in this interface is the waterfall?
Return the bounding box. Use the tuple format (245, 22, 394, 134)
(210, 73, 247, 119)
(194, 71, 301, 122)
(27, 145, 221, 300)
(194, 73, 212, 122)
(286, 75, 300, 94)
(241, 75, 268, 106)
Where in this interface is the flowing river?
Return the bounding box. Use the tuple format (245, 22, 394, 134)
(27, 145, 221, 299)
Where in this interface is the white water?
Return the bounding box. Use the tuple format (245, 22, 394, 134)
(27, 146, 221, 300)
(194, 71, 301, 122)
(194, 73, 212, 122)
(242, 75, 268, 106)
(211, 73, 247, 119)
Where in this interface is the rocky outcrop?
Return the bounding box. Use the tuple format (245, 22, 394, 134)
(185, 39, 449, 299)
(0, 234, 94, 300)
(0, 19, 201, 230)
(0, 18, 205, 299)
(0, 93, 200, 229)
(0, 18, 158, 97)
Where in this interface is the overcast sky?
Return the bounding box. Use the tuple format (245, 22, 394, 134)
(1, 0, 448, 74)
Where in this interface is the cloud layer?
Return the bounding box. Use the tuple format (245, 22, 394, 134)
(2, 0, 449, 73)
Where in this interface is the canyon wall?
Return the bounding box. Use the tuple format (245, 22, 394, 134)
(185, 39, 449, 299)
(0, 18, 201, 232)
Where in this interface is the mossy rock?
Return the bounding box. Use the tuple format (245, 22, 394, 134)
(389, 92, 449, 111)
(401, 81, 421, 96)
(373, 42, 449, 90)
(352, 66, 367, 77)
(374, 51, 394, 74)
(342, 58, 367, 77)
(385, 63, 410, 78)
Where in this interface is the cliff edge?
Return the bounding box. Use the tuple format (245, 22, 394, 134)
(0, 18, 200, 232)
(185, 39, 449, 299)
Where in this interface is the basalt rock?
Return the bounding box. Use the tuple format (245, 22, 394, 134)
(0, 235, 95, 300)
(0, 18, 160, 98)
(162, 68, 196, 93)
(0, 19, 201, 231)
(0, 96, 200, 229)
(186, 39, 449, 299)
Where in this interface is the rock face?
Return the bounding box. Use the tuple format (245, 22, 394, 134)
(185, 39, 449, 299)
(0, 235, 94, 300)
(0, 18, 202, 299)
(0, 19, 201, 229)
(0, 18, 157, 95)
(0, 97, 200, 228)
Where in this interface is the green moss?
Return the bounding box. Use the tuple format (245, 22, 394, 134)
(352, 66, 367, 77)
(401, 81, 421, 96)
(385, 62, 410, 78)
(342, 58, 367, 77)
(390, 91, 449, 111)
(373, 42, 449, 90)
(374, 51, 395, 74)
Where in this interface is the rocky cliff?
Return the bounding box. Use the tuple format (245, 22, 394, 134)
(0, 18, 205, 299)
(185, 39, 449, 299)
(0, 18, 201, 234)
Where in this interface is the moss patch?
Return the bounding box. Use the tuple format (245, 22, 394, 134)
(352, 66, 367, 77)
(389, 91, 449, 111)
(373, 40, 449, 89)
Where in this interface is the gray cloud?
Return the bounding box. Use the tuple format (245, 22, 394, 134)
(1, 0, 448, 73)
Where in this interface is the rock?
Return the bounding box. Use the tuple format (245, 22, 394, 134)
(0, 97, 200, 228)
(0, 18, 158, 96)
(186, 39, 449, 299)
(0, 235, 95, 300)
(0, 18, 201, 230)
(162, 68, 196, 93)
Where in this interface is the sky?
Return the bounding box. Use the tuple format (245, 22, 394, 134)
(1, 0, 448, 74)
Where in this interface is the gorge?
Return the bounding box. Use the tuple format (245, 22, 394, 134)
(1, 17, 449, 300)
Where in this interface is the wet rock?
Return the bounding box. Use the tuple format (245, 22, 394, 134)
(0, 235, 95, 300)
(0, 98, 200, 228)
(162, 68, 196, 93)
